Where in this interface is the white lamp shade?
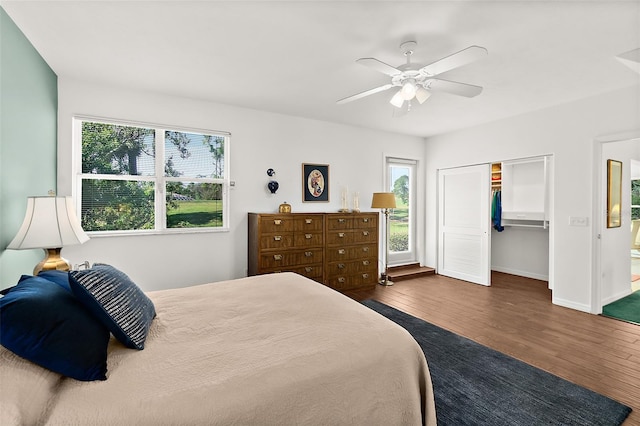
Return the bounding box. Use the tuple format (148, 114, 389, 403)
(371, 192, 397, 209)
(389, 89, 405, 108)
(401, 79, 417, 100)
(7, 196, 89, 250)
(415, 86, 431, 104)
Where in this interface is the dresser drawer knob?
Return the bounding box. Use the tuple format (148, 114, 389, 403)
(305, 251, 313, 257)
(338, 277, 346, 283)
(338, 263, 345, 269)
(274, 219, 282, 225)
(305, 267, 312, 273)
(363, 247, 369, 252)
(362, 273, 369, 279)
(338, 232, 345, 238)
(273, 254, 282, 261)
(274, 235, 282, 241)
(362, 260, 370, 266)
(338, 218, 346, 223)
(305, 218, 312, 224)
(305, 234, 312, 239)
(362, 231, 369, 236)
(338, 249, 346, 255)
(363, 218, 369, 223)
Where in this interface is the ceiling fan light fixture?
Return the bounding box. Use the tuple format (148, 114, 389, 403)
(400, 79, 417, 100)
(390, 89, 405, 108)
(415, 86, 431, 104)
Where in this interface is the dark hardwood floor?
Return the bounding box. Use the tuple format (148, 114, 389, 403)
(344, 271, 640, 425)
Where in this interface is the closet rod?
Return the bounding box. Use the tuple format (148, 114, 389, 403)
(502, 223, 548, 229)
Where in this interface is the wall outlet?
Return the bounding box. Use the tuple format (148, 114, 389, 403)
(569, 216, 589, 226)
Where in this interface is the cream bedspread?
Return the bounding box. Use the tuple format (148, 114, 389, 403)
(2, 272, 435, 425)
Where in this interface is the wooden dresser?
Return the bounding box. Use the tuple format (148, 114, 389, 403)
(248, 212, 378, 291)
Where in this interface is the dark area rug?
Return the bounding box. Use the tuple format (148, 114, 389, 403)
(362, 299, 632, 426)
(603, 291, 640, 325)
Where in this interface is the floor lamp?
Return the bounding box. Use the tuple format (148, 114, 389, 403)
(371, 192, 396, 286)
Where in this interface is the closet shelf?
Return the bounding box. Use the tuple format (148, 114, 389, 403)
(501, 219, 549, 229)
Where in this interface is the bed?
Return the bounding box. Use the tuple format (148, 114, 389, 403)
(1, 270, 435, 425)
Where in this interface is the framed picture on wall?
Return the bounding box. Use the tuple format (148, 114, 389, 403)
(302, 164, 329, 202)
(607, 159, 622, 228)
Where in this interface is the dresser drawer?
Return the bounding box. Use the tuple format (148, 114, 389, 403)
(326, 271, 375, 291)
(351, 271, 376, 286)
(352, 244, 376, 259)
(326, 245, 374, 261)
(291, 248, 323, 265)
(326, 260, 358, 277)
(327, 216, 353, 230)
(259, 251, 297, 269)
(293, 232, 323, 247)
(290, 264, 323, 280)
(260, 216, 294, 233)
(259, 233, 293, 250)
(259, 265, 323, 281)
(353, 214, 377, 229)
(325, 246, 351, 262)
(326, 230, 354, 246)
(354, 258, 375, 273)
(327, 259, 375, 276)
(352, 229, 376, 244)
(294, 215, 324, 231)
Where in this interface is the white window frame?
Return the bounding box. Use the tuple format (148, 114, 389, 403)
(72, 116, 231, 236)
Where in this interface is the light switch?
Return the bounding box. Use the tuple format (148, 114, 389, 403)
(569, 216, 588, 226)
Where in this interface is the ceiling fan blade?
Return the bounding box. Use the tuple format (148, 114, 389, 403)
(356, 58, 402, 76)
(336, 83, 394, 104)
(425, 78, 483, 97)
(420, 45, 488, 77)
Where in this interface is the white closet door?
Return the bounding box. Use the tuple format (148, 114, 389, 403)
(438, 164, 491, 286)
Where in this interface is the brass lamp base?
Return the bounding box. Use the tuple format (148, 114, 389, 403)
(378, 273, 394, 286)
(34, 248, 72, 275)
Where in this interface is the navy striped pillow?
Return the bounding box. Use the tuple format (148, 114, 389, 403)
(69, 264, 155, 350)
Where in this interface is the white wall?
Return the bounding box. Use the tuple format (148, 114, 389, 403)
(56, 78, 425, 292)
(425, 86, 640, 313)
(600, 139, 640, 304)
(491, 227, 549, 281)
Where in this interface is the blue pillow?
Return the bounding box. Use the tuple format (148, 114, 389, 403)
(20, 271, 71, 292)
(69, 263, 155, 350)
(0, 276, 109, 381)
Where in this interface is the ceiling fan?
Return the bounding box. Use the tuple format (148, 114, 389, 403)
(337, 41, 488, 112)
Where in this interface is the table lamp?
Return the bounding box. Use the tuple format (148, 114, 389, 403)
(7, 196, 89, 275)
(371, 192, 396, 286)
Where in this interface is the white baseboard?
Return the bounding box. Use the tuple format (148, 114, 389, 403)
(490, 266, 548, 282)
(602, 289, 633, 306)
(552, 297, 592, 313)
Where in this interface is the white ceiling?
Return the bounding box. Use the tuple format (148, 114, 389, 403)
(2, 0, 639, 138)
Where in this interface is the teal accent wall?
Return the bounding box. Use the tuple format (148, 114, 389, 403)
(0, 7, 57, 287)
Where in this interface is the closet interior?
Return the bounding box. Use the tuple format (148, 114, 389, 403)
(490, 156, 552, 285)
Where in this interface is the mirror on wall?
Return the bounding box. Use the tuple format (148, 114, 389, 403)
(607, 159, 622, 228)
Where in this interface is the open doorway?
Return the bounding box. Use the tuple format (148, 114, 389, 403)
(598, 137, 640, 324)
(386, 157, 418, 266)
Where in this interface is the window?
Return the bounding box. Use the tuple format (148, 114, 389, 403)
(632, 179, 640, 220)
(74, 118, 229, 234)
(386, 157, 417, 265)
